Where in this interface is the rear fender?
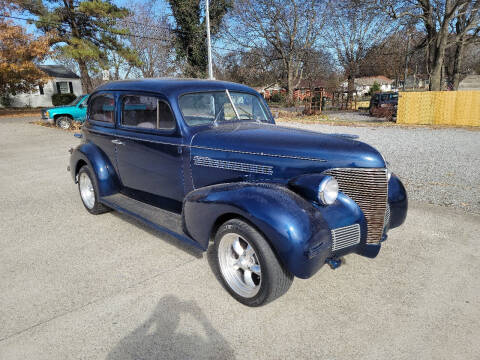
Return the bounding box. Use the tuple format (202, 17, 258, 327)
(70, 142, 120, 197)
(183, 182, 332, 278)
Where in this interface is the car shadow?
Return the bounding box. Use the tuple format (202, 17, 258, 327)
(110, 212, 204, 259)
(106, 295, 236, 360)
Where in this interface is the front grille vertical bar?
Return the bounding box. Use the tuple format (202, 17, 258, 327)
(324, 168, 388, 244)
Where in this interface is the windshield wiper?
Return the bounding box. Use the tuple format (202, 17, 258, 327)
(225, 89, 240, 120)
(225, 89, 261, 123)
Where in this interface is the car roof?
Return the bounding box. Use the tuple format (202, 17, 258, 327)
(94, 78, 257, 95)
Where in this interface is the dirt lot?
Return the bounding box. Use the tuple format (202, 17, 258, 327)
(0, 116, 479, 360)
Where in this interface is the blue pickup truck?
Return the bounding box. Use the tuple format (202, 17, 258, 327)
(69, 79, 408, 306)
(41, 94, 89, 129)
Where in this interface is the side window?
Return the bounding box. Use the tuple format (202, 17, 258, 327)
(121, 95, 175, 130)
(89, 94, 115, 123)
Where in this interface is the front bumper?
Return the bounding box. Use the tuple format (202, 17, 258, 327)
(40, 109, 51, 121)
(298, 173, 407, 278)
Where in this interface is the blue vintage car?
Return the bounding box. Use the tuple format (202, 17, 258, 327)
(69, 79, 407, 306)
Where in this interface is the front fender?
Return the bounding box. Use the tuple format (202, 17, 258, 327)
(183, 182, 333, 278)
(69, 142, 120, 197)
(388, 173, 408, 229)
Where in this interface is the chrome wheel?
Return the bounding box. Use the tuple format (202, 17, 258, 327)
(57, 117, 71, 129)
(218, 233, 262, 298)
(79, 172, 95, 209)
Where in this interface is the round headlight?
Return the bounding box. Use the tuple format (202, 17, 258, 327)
(318, 176, 339, 205)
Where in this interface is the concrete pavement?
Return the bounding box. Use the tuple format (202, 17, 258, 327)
(0, 117, 479, 359)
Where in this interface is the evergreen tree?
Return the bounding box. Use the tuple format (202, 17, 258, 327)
(13, 0, 138, 92)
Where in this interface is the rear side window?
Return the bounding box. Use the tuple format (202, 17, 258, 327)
(89, 94, 115, 123)
(121, 95, 175, 130)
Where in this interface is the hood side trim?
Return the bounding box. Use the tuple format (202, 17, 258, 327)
(190, 144, 327, 162)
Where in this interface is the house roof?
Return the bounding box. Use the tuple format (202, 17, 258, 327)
(458, 75, 480, 90)
(260, 83, 284, 91)
(38, 65, 80, 79)
(354, 76, 393, 86)
(296, 79, 327, 89)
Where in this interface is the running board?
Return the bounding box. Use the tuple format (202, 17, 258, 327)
(100, 194, 205, 251)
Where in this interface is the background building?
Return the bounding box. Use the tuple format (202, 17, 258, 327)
(7, 65, 83, 108)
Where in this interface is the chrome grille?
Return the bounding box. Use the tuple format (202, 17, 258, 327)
(331, 224, 361, 251)
(324, 168, 388, 244)
(384, 204, 391, 228)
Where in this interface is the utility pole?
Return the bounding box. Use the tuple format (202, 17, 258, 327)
(403, 33, 410, 91)
(206, 0, 214, 79)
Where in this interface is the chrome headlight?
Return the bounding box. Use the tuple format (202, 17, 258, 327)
(318, 176, 339, 205)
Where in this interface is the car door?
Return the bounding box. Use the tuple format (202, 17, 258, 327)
(115, 93, 185, 211)
(85, 92, 118, 174)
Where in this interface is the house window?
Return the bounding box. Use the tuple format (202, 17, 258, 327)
(56, 81, 74, 94)
(39, 85, 44, 95)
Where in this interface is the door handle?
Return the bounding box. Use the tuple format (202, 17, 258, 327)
(111, 139, 124, 145)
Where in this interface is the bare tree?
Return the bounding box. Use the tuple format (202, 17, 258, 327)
(450, 2, 480, 88)
(122, 0, 177, 78)
(323, 0, 392, 100)
(226, 0, 324, 102)
(380, 0, 480, 90)
(358, 29, 427, 85)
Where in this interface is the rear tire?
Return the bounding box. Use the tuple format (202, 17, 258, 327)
(213, 219, 293, 307)
(77, 165, 110, 215)
(56, 116, 72, 130)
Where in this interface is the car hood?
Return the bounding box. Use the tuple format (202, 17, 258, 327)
(43, 105, 75, 112)
(190, 122, 385, 168)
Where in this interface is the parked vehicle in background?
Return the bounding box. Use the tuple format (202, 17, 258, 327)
(69, 79, 408, 306)
(41, 94, 89, 129)
(369, 92, 398, 119)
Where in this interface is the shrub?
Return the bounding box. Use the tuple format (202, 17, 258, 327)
(0, 94, 12, 107)
(52, 93, 77, 106)
(367, 81, 381, 96)
(270, 92, 285, 103)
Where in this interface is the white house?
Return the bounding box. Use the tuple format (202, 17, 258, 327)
(341, 76, 395, 96)
(7, 65, 83, 108)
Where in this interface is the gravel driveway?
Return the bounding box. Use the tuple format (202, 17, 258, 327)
(0, 116, 479, 360)
(280, 121, 480, 214)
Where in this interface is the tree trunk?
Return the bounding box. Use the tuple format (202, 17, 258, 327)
(78, 60, 93, 93)
(347, 74, 355, 107)
(452, 41, 465, 90)
(287, 66, 295, 105)
(429, 38, 447, 91)
(429, 62, 442, 91)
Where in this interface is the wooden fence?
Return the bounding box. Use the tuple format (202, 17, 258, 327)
(397, 91, 480, 127)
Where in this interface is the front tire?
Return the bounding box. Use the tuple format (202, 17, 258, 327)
(77, 165, 110, 215)
(213, 219, 293, 307)
(56, 116, 72, 129)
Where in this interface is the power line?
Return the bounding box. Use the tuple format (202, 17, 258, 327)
(0, 14, 189, 35)
(0, 14, 327, 67)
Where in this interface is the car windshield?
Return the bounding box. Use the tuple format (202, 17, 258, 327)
(69, 95, 85, 106)
(179, 91, 270, 126)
